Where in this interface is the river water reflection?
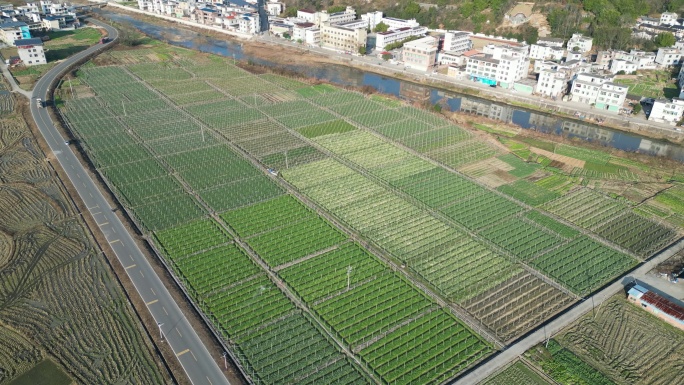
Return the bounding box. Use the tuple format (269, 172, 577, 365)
(97, 10, 684, 162)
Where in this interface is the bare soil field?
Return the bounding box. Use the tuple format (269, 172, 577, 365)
(556, 295, 684, 385)
(0, 97, 168, 384)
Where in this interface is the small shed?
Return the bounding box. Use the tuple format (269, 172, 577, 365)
(628, 284, 684, 331)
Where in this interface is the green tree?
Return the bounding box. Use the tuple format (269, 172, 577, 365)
(283, 32, 291, 39)
(401, 1, 421, 19)
(282, 7, 297, 17)
(655, 32, 676, 48)
(374, 21, 389, 33)
(358, 45, 367, 55)
(633, 103, 642, 115)
(382, 53, 392, 61)
(328, 5, 346, 13)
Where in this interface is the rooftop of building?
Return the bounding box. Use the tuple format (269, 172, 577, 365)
(449, 31, 471, 37)
(469, 54, 500, 64)
(629, 285, 684, 321)
(295, 22, 315, 28)
(0, 20, 27, 28)
(14, 37, 42, 46)
(462, 49, 482, 57)
(298, 8, 314, 14)
(538, 37, 564, 43)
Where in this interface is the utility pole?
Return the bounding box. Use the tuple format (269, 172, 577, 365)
(284, 150, 289, 169)
(222, 352, 228, 370)
(157, 322, 164, 341)
(122, 100, 126, 116)
(347, 266, 352, 290)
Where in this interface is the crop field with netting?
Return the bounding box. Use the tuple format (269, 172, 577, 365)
(530, 237, 638, 295)
(544, 189, 678, 256)
(216, 192, 493, 384)
(60, 53, 684, 384)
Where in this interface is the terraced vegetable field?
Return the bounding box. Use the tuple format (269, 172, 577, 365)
(60, 48, 684, 384)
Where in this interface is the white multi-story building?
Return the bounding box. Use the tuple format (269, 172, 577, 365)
(609, 59, 638, 74)
(649, 98, 684, 124)
(293, 22, 316, 42)
(402, 36, 438, 71)
(466, 55, 500, 86)
(297, 9, 316, 23)
(483, 43, 530, 84)
(361, 11, 383, 30)
(375, 26, 426, 50)
(238, 13, 260, 34)
(567, 33, 593, 53)
(266, 1, 283, 16)
(655, 47, 683, 66)
(596, 82, 629, 111)
(0, 21, 30, 45)
(570, 73, 627, 112)
(536, 69, 570, 98)
(320, 21, 367, 52)
(660, 12, 679, 26)
(616, 49, 657, 69)
(570, 73, 608, 104)
(15, 37, 45, 66)
(318, 6, 356, 25)
(443, 31, 471, 54)
(466, 44, 530, 87)
(529, 43, 563, 61)
(305, 28, 320, 46)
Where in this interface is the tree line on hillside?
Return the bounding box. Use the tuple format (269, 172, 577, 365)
(281, 0, 684, 50)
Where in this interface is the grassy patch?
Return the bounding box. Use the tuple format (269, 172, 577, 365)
(614, 71, 679, 99)
(473, 123, 517, 137)
(527, 340, 614, 385)
(297, 119, 357, 138)
(497, 180, 559, 206)
(515, 136, 555, 152)
(9, 360, 72, 385)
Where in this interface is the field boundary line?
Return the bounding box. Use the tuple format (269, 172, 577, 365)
(273, 242, 345, 272)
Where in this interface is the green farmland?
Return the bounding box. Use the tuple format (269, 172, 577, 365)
(59, 45, 681, 384)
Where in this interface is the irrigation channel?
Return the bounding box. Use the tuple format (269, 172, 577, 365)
(94, 9, 684, 163)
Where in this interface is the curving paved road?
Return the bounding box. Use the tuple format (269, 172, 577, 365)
(27, 19, 230, 385)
